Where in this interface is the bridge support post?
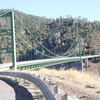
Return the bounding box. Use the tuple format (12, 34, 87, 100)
(81, 60, 83, 73)
(84, 58, 88, 68)
(10, 10, 17, 70)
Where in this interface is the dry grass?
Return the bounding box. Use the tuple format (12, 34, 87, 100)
(9, 68, 100, 84)
(23, 68, 100, 84)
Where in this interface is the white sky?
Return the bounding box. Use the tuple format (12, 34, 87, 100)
(1, 0, 100, 21)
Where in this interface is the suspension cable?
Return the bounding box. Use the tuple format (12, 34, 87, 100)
(16, 33, 56, 58)
(0, 10, 12, 17)
(0, 11, 80, 58)
(15, 14, 79, 57)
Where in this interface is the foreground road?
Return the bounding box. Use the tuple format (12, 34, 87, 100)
(0, 79, 15, 100)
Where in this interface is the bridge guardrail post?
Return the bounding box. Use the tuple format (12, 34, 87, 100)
(62, 94, 67, 100)
(54, 85, 58, 94)
(42, 77, 46, 81)
(84, 58, 88, 68)
(81, 59, 83, 73)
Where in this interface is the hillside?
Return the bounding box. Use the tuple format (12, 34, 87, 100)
(0, 9, 100, 63)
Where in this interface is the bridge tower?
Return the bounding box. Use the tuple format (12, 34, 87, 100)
(0, 10, 16, 70)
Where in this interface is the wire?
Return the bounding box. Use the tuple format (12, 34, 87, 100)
(62, 39, 78, 56)
(0, 14, 57, 58)
(16, 32, 55, 58)
(0, 10, 80, 60)
(15, 14, 79, 57)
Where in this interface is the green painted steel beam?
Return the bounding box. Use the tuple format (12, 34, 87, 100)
(0, 29, 11, 36)
(0, 48, 12, 54)
(0, 48, 12, 51)
(0, 10, 12, 17)
(0, 52, 12, 54)
(0, 29, 11, 33)
(0, 10, 17, 70)
(10, 10, 17, 70)
(16, 55, 100, 70)
(0, 34, 11, 36)
(0, 13, 11, 17)
(16, 58, 80, 70)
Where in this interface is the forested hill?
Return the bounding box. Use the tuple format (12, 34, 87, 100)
(0, 9, 100, 62)
(15, 9, 100, 55)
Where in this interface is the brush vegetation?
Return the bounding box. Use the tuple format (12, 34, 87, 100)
(0, 9, 100, 63)
(23, 68, 100, 84)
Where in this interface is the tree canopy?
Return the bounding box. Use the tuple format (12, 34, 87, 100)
(0, 9, 100, 63)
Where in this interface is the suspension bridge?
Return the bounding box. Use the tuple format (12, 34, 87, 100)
(0, 9, 100, 71)
(0, 9, 100, 100)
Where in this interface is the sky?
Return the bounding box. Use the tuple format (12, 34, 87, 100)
(1, 0, 100, 21)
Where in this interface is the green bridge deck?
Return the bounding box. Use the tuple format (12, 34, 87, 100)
(0, 55, 100, 71)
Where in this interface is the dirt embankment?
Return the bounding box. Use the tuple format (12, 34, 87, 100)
(43, 74, 100, 100)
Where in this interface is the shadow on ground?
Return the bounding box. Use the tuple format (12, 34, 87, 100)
(0, 77, 33, 100)
(46, 61, 100, 75)
(47, 62, 83, 71)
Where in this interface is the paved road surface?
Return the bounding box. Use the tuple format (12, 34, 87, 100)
(0, 77, 34, 100)
(0, 79, 15, 100)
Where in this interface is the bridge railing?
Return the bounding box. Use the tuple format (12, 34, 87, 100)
(0, 71, 56, 100)
(0, 71, 68, 100)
